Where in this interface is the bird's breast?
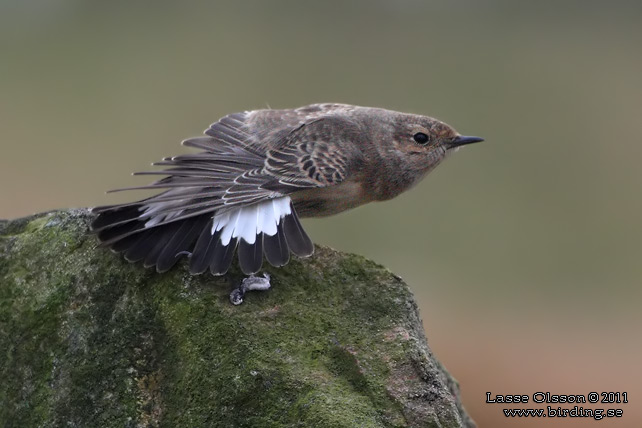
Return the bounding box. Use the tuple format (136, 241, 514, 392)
(290, 179, 371, 218)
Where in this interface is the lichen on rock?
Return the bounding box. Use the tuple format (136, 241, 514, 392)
(0, 209, 475, 427)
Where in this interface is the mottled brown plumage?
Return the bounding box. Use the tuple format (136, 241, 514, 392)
(91, 103, 482, 275)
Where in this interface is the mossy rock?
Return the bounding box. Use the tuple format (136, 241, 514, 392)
(0, 210, 474, 427)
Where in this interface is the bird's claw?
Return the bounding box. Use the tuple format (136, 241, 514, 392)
(230, 273, 272, 305)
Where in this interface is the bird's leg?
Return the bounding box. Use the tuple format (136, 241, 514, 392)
(229, 273, 271, 305)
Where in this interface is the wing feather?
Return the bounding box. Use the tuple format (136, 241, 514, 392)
(93, 105, 362, 259)
(263, 115, 361, 190)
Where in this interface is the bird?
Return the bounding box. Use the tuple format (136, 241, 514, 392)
(91, 103, 483, 276)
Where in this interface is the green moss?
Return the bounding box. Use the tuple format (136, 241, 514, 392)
(0, 210, 473, 428)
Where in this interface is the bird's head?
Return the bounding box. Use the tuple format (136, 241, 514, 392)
(391, 113, 483, 173)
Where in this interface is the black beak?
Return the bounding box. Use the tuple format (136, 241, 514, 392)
(450, 135, 484, 147)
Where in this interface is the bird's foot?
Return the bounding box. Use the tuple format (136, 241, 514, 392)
(230, 273, 271, 305)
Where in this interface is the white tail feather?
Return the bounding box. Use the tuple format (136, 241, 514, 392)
(211, 197, 292, 246)
(219, 209, 241, 246)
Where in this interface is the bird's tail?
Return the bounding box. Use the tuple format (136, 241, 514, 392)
(90, 196, 314, 275)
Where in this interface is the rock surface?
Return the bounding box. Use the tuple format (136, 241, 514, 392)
(0, 210, 474, 427)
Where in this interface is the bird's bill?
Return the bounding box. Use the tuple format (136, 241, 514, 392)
(450, 135, 484, 147)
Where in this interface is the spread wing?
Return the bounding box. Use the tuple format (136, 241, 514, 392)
(91, 104, 361, 275)
(94, 106, 360, 224)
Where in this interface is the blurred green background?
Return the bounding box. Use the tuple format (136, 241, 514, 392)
(2, 1, 641, 426)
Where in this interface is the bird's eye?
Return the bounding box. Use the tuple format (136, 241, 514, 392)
(413, 132, 429, 145)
